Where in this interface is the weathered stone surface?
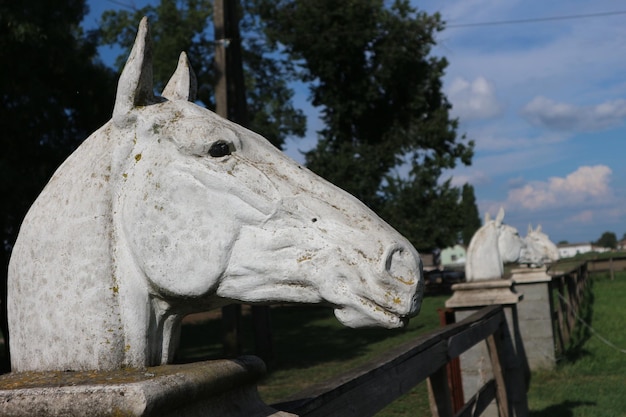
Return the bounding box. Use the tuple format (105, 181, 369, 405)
(465, 208, 525, 282)
(0, 357, 293, 417)
(511, 267, 556, 370)
(446, 280, 522, 308)
(8, 18, 423, 372)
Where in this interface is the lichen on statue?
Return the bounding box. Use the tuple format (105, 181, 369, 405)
(7, 18, 423, 372)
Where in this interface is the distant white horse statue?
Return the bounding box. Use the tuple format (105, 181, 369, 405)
(8, 18, 423, 372)
(465, 207, 525, 282)
(520, 224, 560, 267)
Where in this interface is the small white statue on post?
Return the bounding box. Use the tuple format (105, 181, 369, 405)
(519, 224, 560, 267)
(465, 207, 525, 282)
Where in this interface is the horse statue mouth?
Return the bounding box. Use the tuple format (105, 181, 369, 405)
(334, 304, 410, 329)
(332, 288, 421, 329)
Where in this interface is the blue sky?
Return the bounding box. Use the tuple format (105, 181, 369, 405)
(84, 1, 626, 244)
(416, 0, 626, 245)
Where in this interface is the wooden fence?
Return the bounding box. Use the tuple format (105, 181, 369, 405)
(548, 256, 623, 356)
(586, 255, 626, 279)
(549, 262, 589, 355)
(272, 305, 526, 417)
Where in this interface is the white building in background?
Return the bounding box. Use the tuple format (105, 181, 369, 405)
(557, 242, 610, 259)
(441, 244, 466, 268)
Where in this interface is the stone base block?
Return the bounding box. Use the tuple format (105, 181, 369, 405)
(0, 356, 293, 417)
(445, 279, 528, 417)
(511, 266, 556, 370)
(445, 279, 522, 308)
(510, 266, 551, 285)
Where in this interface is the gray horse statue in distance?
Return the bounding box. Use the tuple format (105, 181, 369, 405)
(520, 224, 560, 267)
(7, 18, 423, 372)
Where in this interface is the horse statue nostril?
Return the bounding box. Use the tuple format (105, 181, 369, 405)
(385, 246, 419, 287)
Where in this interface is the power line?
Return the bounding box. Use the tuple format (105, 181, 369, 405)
(447, 10, 626, 29)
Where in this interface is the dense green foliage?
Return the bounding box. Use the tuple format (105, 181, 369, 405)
(594, 231, 618, 249)
(254, 0, 475, 250)
(98, 0, 479, 250)
(0, 0, 116, 372)
(460, 184, 482, 245)
(98, 0, 306, 149)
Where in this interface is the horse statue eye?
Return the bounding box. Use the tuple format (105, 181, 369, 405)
(208, 141, 232, 157)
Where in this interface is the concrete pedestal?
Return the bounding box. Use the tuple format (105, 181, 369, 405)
(0, 356, 293, 417)
(511, 267, 556, 370)
(446, 279, 529, 417)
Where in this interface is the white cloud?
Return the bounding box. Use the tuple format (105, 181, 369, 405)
(448, 77, 504, 121)
(506, 165, 613, 211)
(566, 210, 594, 224)
(446, 170, 492, 187)
(522, 96, 626, 132)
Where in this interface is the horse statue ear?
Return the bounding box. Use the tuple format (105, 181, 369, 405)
(484, 212, 491, 224)
(536, 224, 542, 233)
(528, 224, 533, 234)
(162, 52, 197, 102)
(495, 206, 505, 226)
(113, 17, 155, 126)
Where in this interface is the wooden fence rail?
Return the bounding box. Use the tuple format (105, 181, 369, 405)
(272, 305, 525, 417)
(586, 255, 626, 278)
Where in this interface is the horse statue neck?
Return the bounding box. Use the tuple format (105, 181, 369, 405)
(465, 222, 503, 281)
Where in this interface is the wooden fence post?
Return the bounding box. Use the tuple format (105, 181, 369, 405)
(427, 365, 454, 417)
(437, 308, 464, 412)
(555, 277, 570, 347)
(485, 328, 510, 417)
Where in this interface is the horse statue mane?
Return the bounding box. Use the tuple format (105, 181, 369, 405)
(465, 207, 525, 282)
(7, 18, 423, 372)
(520, 224, 560, 267)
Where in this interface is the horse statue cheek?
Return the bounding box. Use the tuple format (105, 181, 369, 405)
(119, 136, 270, 299)
(7, 18, 424, 372)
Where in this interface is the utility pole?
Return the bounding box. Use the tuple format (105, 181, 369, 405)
(213, 0, 247, 125)
(213, 0, 273, 363)
(214, 0, 244, 359)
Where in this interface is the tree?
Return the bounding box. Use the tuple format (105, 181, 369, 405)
(0, 0, 116, 372)
(595, 231, 617, 249)
(254, 0, 474, 250)
(460, 184, 481, 246)
(98, 0, 306, 149)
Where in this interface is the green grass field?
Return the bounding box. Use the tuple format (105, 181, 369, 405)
(177, 295, 449, 414)
(528, 272, 626, 417)
(177, 270, 626, 416)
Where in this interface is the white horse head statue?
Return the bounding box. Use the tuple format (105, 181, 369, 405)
(465, 207, 525, 282)
(520, 224, 560, 267)
(7, 18, 423, 372)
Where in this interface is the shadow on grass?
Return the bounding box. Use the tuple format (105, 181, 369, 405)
(269, 306, 424, 371)
(176, 305, 424, 372)
(530, 400, 596, 417)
